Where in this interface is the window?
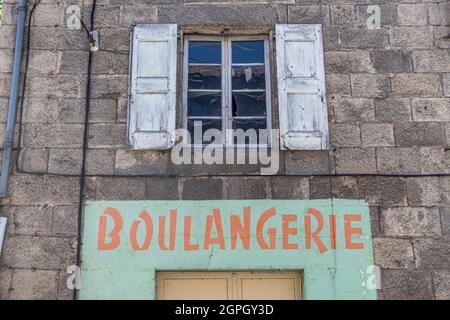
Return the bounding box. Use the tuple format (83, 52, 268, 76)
(128, 24, 329, 151)
(156, 271, 302, 300)
(183, 35, 272, 147)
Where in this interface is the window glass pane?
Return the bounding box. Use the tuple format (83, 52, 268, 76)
(232, 66, 265, 90)
(232, 118, 268, 145)
(188, 92, 222, 117)
(189, 65, 221, 90)
(189, 41, 221, 64)
(232, 92, 266, 117)
(232, 41, 265, 64)
(188, 119, 223, 144)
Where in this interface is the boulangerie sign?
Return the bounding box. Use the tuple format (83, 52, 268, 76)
(96, 204, 365, 253)
(80, 200, 376, 300)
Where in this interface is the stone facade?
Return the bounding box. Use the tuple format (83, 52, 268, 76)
(0, 0, 449, 300)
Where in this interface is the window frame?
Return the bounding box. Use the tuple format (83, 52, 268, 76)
(182, 34, 272, 149)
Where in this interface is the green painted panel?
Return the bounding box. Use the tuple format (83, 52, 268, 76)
(80, 199, 376, 300)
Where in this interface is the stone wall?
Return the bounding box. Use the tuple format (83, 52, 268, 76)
(0, 0, 449, 299)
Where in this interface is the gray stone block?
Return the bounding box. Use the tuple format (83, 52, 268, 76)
(224, 177, 267, 200)
(115, 150, 169, 176)
(391, 26, 434, 49)
(18, 148, 49, 173)
(441, 208, 450, 236)
(11, 206, 53, 236)
(420, 147, 450, 174)
(146, 177, 180, 200)
(0, 268, 12, 300)
(288, 5, 330, 26)
(270, 176, 309, 200)
(119, 5, 158, 27)
(11, 269, 59, 300)
(326, 74, 351, 97)
(340, 27, 389, 49)
(412, 50, 450, 73)
(0, 235, 76, 269)
(412, 98, 450, 122)
(330, 123, 361, 147)
(88, 124, 127, 148)
(330, 5, 355, 26)
(358, 177, 407, 207)
(395, 123, 445, 147)
(373, 238, 414, 269)
(325, 50, 374, 74)
(443, 74, 450, 97)
(377, 147, 421, 175)
(414, 237, 450, 269)
(331, 98, 375, 123)
(28, 75, 82, 99)
(406, 177, 450, 207)
(371, 50, 412, 73)
(100, 28, 130, 52)
(182, 178, 223, 200)
(369, 206, 381, 237)
(331, 176, 359, 199)
(361, 123, 394, 147)
(334, 147, 377, 174)
(285, 151, 331, 175)
(309, 176, 331, 200)
(58, 51, 89, 75)
(31, 4, 64, 27)
(52, 206, 78, 237)
(428, 3, 450, 26)
(351, 74, 391, 98)
(28, 50, 59, 74)
(398, 4, 427, 26)
(380, 269, 434, 300)
(434, 271, 450, 300)
(381, 207, 442, 237)
(95, 177, 147, 200)
(90, 75, 128, 99)
(8, 174, 80, 205)
(23, 124, 84, 148)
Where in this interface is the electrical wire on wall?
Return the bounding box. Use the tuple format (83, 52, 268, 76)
(73, 0, 97, 301)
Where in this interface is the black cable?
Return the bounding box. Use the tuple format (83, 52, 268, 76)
(15, 0, 42, 171)
(9, 169, 450, 179)
(73, 0, 97, 301)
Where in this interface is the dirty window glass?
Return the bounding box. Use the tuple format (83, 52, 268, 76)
(231, 40, 267, 142)
(187, 41, 223, 144)
(185, 37, 269, 146)
(232, 41, 265, 64)
(189, 41, 222, 64)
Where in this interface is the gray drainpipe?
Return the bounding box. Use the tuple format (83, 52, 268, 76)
(0, 0, 28, 198)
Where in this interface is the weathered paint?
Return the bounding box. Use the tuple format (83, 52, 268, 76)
(128, 24, 178, 150)
(276, 24, 329, 150)
(80, 199, 376, 300)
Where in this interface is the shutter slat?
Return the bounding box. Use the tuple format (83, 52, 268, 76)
(128, 24, 177, 150)
(276, 24, 329, 151)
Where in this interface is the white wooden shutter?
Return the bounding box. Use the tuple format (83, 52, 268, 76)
(276, 24, 329, 150)
(128, 24, 177, 150)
